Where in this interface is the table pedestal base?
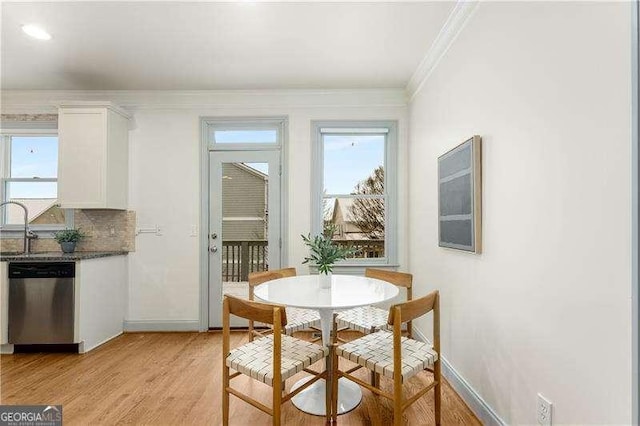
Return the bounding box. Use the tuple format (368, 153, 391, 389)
(290, 376, 361, 416)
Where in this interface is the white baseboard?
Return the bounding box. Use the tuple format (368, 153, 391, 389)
(0, 344, 14, 354)
(413, 328, 506, 426)
(123, 320, 200, 332)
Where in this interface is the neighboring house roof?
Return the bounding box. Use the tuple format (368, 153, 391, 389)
(5, 198, 58, 224)
(334, 231, 371, 241)
(332, 198, 357, 223)
(233, 163, 268, 180)
(30, 203, 65, 225)
(330, 198, 369, 240)
(323, 199, 334, 221)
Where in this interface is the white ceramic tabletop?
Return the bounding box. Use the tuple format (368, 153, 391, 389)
(253, 274, 399, 310)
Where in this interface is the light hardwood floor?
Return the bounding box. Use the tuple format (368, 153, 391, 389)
(1, 332, 480, 425)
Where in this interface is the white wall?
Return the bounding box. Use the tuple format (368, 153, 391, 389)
(408, 2, 632, 424)
(125, 93, 408, 322)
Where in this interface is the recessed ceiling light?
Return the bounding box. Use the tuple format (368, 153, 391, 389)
(21, 24, 52, 41)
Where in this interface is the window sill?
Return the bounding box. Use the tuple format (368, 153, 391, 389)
(308, 263, 401, 276)
(0, 229, 59, 239)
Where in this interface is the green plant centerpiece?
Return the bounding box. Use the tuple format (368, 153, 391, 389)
(302, 225, 355, 288)
(53, 228, 86, 253)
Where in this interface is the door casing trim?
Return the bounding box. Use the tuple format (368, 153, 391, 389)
(199, 116, 289, 331)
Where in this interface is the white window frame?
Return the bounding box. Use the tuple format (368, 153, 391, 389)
(311, 120, 398, 269)
(0, 124, 73, 237)
(205, 117, 284, 151)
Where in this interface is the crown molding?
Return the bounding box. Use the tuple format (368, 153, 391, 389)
(58, 100, 132, 119)
(406, 0, 479, 101)
(0, 89, 408, 113)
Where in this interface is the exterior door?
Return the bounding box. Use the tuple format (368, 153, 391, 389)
(208, 150, 281, 328)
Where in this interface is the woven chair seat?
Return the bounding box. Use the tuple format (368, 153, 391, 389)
(336, 330, 438, 382)
(284, 307, 321, 335)
(336, 305, 389, 334)
(227, 334, 328, 387)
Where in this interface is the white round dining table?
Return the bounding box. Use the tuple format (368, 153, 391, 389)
(254, 274, 399, 416)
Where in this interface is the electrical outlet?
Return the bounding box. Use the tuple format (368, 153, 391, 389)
(537, 393, 552, 426)
(109, 225, 116, 236)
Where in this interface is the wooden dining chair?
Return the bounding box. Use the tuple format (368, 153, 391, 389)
(331, 291, 441, 426)
(335, 269, 413, 342)
(248, 267, 321, 341)
(223, 295, 330, 426)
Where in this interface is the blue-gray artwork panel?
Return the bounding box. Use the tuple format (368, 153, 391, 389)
(438, 144, 471, 179)
(439, 174, 472, 216)
(440, 219, 473, 248)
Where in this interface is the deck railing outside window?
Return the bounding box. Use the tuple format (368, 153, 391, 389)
(222, 240, 268, 282)
(221, 239, 384, 282)
(336, 240, 384, 259)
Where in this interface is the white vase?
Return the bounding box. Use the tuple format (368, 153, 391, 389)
(319, 271, 332, 289)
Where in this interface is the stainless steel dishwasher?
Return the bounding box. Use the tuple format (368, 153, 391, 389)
(8, 262, 75, 344)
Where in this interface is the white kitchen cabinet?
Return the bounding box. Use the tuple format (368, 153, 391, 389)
(58, 102, 130, 209)
(74, 255, 127, 353)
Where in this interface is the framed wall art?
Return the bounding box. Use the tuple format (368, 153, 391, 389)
(438, 135, 482, 253)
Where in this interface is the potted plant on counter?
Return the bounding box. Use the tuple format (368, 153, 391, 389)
(302, 225, 355, 289)
(53, 228, 86, 253)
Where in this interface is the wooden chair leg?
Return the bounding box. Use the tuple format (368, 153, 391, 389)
(325, 353, 332, 423)
(373, 372, 380, 389)
(273, 382, 282, 426)
(223, 365, 230, 426)
(332, 347, 339, 424)
(393, 372, 403, 426)
(370, 370, 376, 387)
(434, 360, 442, 426)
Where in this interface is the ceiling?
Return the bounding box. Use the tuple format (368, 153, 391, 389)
(1, 2, 455, 91)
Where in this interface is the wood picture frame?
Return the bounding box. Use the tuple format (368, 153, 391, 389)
(438, 135, 482, 253)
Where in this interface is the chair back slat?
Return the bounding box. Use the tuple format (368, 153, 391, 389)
(248, 267, 297, 288)
(365, 268, 412, 289)
(387, 291, 438, 326)
(246, 267, 296, 342)
(225, 295, 287, 326)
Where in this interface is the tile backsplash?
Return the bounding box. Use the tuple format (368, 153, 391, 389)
(73, 210, 136, 252)
(1, 209, 136, 252)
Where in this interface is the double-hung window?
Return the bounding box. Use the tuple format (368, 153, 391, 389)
(312, 121, 397, 267)
(0, 126, 71, 234)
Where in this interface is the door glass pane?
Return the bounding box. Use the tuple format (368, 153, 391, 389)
(325, 196, 385, 259)
(323, 134, 385, 195)
(10, 136, 58, 178)
(221, 162, 269, 300)
(214, 130, 277, 144)
(4, 181, 65, 225)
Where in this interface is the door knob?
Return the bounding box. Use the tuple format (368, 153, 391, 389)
(210, 245, 218, 253)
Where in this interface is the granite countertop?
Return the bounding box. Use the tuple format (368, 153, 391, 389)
(0, 251, 128, 261)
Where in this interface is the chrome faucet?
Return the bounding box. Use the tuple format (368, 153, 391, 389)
(0, 201, 38, 254)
